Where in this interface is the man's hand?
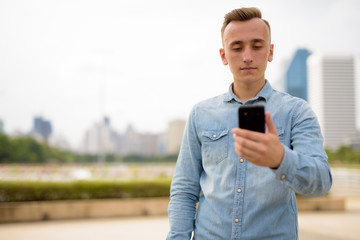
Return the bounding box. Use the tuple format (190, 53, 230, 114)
(232, 112, 284, 168)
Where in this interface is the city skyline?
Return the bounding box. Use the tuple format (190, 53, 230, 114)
(13, 114, 186, 154)
(1, 0, 360, 146)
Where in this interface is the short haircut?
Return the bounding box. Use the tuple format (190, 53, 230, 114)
(221, 7, 271, 42)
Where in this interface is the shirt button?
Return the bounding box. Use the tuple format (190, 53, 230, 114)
(281, 174, 286, 180)
(213, 134, 217, 138)
(237, 188, 242, 193)
(235, 219, 239, 223)
(239, 158, 244, 163)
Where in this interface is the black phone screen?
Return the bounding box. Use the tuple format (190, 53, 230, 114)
(238, 105, 265, 133)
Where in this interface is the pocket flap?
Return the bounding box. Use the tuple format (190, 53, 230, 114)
(202, 129, 229, 141)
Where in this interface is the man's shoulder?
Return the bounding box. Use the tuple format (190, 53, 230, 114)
(193, 92, 228, 110)
(271, 88, 308, 107)
(270, 89, 314, 120)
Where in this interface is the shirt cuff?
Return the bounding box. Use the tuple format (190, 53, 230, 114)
(271, 145, 298, 184)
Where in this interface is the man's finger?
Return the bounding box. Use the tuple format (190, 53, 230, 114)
(232, 128, 264, 142)
(265, 112, 278, 135)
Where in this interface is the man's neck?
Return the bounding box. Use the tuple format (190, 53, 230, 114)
(233, 79, 266, 103)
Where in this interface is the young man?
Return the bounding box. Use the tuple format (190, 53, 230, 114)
(167, 7, 332, 240)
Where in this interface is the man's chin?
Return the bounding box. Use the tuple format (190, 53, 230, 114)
(236, 77, 261, 85)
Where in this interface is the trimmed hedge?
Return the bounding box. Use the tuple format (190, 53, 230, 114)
(0, 179, 171, 202)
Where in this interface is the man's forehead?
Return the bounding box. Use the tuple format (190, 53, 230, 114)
(223, 18, 270, 44)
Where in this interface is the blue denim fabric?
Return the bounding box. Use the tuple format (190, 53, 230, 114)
(167, 80, 332, 240)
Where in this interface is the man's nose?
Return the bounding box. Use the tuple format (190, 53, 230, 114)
(242, 47, 253, 63)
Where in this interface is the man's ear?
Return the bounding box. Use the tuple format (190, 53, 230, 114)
(220, 48, 228, 65)
(268, 44, 274, 62)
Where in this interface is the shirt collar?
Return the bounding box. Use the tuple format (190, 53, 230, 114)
(223, 79, 273, 103)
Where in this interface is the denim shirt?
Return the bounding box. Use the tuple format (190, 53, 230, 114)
(167, 80, 332, 240)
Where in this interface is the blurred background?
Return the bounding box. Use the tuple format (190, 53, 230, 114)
(0, 0, 360, 239)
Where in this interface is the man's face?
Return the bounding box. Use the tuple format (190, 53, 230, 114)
(220, 18, 273, 86)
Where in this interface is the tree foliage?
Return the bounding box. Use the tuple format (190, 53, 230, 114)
(0, 134, 73, 163)
(0, 134, 177, 163)
(326, 146, 360, 165)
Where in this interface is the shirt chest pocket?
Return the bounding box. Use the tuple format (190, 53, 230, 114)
(201, 129, 229, 165)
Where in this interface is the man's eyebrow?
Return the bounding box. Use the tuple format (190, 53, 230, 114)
(252, 38, 266, 43)
(229, 41, 243, 46)
(229, 39, 266, 46)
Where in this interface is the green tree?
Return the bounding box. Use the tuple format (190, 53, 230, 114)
(0, 134, 12, 163)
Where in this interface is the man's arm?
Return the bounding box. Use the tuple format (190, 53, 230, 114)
(167, 108, 203, 240)
(232, 104, 332, 197)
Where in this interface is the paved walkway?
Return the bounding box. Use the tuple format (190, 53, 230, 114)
(1, 198, 359, 240)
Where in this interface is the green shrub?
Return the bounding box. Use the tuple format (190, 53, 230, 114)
(326, 146, 360, 165)
(0, 179, 171, 202)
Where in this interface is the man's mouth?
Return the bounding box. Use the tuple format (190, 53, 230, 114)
(241, 67, 257, 71)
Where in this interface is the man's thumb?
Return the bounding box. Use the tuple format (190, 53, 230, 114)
(265, 112, 277, 134)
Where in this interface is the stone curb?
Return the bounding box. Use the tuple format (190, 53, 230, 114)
(0, 196, 345, 223)
(296, 196, 346, 211)
(0, 197, 170, 223)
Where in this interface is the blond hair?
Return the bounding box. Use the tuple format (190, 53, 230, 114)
(221, 7, 271, 41)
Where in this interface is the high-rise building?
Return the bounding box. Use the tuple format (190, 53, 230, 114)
(285, 48, 312, 101)
(166, 119, 186, 155)
(118, 125, 166, 156)
(79, 116, 118, 155)
(307, 54, 360, 149)
(32, 116, 52, 142)
(49, 135, 72, 152)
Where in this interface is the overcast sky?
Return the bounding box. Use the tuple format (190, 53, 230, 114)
(1, 0, 359, 147)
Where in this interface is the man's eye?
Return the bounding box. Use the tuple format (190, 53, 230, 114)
(233, 47, 242, 51)
(253, 45, 263, 49)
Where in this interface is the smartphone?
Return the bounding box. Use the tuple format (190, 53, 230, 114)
(238, 105, 265, 133)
